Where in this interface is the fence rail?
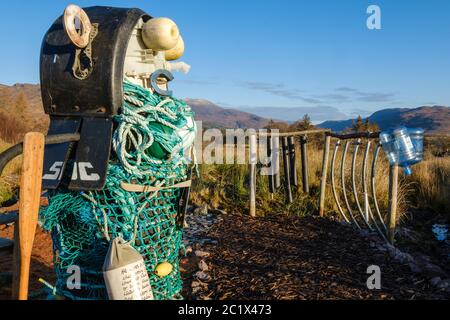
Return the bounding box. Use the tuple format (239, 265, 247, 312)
(328, 132, 381, 139)
(258, 129, 331, 137)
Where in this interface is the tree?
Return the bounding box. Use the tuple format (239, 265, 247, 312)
(365, 118, 380, 132)
(290, 114, 314, 132)
(266, 119, 276, 129)
(352, 115, 365, 132)
(265, 119, 290, 133)
(351, 115, 380, 133)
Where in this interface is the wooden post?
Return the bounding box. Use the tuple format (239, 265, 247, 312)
(300, 136, 310, 194)
(387, 164, 399, 244)
(12, 132, 45, 300)
(288, 137, 298, 188)
(282, 137, 293, 204)
(249, 134, 257, 217)
(319, 135, 331, 217)
(267, 136, 275, 194)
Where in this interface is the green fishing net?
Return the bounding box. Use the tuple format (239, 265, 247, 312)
(39, 80, 196, 300)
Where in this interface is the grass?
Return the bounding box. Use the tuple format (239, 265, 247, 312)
(0, 135, 448, 222)
(0, 140, 21, 204)
(190, 136, 449, 224)
(408, 152, 450, 215)
(190, 139, 379, 217)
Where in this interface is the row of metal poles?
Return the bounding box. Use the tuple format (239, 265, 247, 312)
(249, 130, 399, 244)
(319, 133, 399, 244)
(330, 138, 387, 241)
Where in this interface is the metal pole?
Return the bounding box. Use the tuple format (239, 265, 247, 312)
(331, 140, 350, 223)
(300, 136, 309, 194)
(362, 141, 372, 224)
(282, 137, 293, 204)
(387, 165, 399, 244)
(319, 135, 331, 217)
(371, 143, 388, 232)
(363, 141, 388, 241)
(341, 141, 361, 229)
(352, 139, 372, 230)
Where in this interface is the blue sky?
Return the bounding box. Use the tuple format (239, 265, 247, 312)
(0, 0, 449, 121)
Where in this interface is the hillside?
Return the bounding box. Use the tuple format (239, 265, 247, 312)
(184, 99, 269, 129)
(1, 83, 448, 136)
(0, 83, 49, 142)
(0, 84, 269, 141)
(318, 106, 450, 135)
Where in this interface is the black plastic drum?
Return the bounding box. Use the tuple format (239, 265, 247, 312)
(40, 6, 152, 191)
(40, 6, 151, 117)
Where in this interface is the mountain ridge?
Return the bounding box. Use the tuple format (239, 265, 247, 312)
(0, 83, 448, 136)
(184, 98, 269, 129)
(317, 106, 450, 134)
(0, 84, 270, 134)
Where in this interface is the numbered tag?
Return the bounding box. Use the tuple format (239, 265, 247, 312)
(103, 238, 154, 301)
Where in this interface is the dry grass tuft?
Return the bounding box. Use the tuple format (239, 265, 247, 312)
(409, 153, 450, 214)
(191, 137, 449, 221)
(0, 139, 21, 204)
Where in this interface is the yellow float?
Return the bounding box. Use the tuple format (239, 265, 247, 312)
(155, 262, 174, 278)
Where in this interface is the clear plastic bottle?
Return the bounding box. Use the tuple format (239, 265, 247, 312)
(408, 128, 424, 163)
(379, 132, 398, 166)
(393, 127, 416, 175)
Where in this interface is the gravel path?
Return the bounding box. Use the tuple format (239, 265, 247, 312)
(181, 214, 450, 300)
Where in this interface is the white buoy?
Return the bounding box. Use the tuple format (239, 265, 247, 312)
(165, 36, 185, 61)
(142, 18, 180, 51)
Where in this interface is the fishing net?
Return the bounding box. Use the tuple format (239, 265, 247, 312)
(39, 79, 197, 300)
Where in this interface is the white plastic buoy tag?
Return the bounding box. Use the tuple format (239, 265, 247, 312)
(103, 238, 154, 300)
